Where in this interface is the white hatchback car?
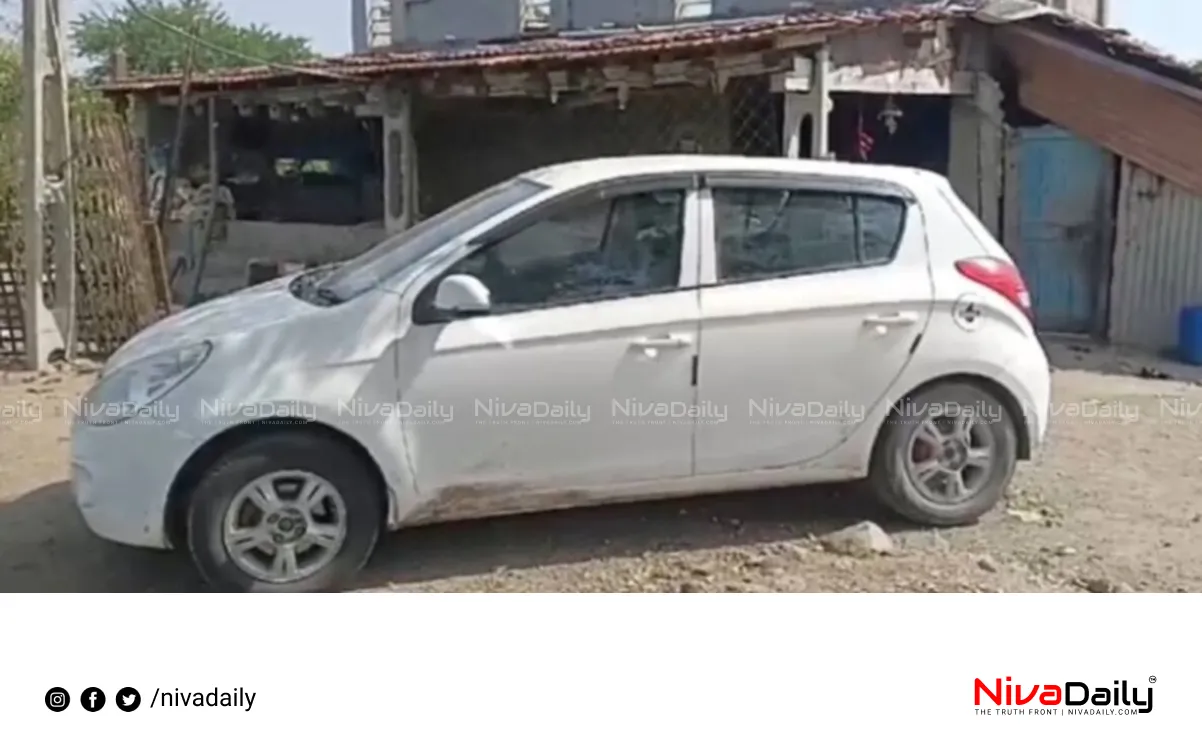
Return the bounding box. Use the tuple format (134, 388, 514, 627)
(72, 155, 1050, 592)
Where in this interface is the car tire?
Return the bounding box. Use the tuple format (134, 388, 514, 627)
(185, 430, 383, 592)
(868, 382, 1018, 527)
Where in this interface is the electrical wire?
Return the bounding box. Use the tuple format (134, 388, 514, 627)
(121, 0, 366, 82)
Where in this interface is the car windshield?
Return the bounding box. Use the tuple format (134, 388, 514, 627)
(315, 176, 548, 301)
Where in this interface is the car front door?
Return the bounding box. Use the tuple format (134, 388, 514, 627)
(694, 175, 933, 476)
(396, 178, 702, 514)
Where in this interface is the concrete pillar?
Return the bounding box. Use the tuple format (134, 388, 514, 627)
(389, 0, 407, 46)
(947, 73, 1004, 238)
(810, 45, 831, 159)
(352, 0, 369, 53)
(382, 84, 417, 234)
(21, 0, 66, 369)
(975, 74, 1004, 239)
(782, 94, 806, 158)
(780, 46, 832, 159)
(948, 99, 976, 209)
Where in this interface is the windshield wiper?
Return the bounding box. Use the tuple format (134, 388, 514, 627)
(314, 286, 344, 305)
(288, 264, 345, 305)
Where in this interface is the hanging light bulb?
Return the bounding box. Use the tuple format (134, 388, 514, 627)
(878, 95, 904, 136)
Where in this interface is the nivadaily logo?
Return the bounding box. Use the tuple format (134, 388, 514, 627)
(974, 676, 1154, 715)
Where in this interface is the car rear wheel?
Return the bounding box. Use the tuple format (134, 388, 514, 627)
(185, 431, 383, 592)
(868, 382, 1018, 526)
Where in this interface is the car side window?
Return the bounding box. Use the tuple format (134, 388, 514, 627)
(712, 187, 906, 282)
(443, 188, 686, 314)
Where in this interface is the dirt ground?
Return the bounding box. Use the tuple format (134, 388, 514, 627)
(2, 338, 1201, 593)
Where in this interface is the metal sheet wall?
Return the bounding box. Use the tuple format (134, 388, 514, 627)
(1110, 160, 1202, 350)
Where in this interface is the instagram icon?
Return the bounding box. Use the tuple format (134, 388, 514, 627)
(45, 687, 70, 711)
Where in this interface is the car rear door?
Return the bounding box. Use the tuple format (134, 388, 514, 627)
(693, 173, 935, 476)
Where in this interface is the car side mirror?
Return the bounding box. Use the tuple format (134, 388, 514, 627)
(433, 274, 491, 317)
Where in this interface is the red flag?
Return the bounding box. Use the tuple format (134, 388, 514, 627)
(856, 111, 874, 161)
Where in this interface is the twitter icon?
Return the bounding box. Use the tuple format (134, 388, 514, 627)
(115, 687, 141, 712)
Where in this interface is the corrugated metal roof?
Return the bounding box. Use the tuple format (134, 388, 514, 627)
(1025, 13, 1202, 93)
(97, 2, 977, 94)
(973, 0, 1202, 92)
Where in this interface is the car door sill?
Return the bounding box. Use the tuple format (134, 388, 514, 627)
(396, 465, 864, 528)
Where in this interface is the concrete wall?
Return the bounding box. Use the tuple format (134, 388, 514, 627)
(167, 220, 386, 301)
(352, 0, 370, 52)
(1049, 0, 1108, 24)
(353, 0, 394, 52)
(402, 0, 523, 46)
(390, 0, 946, 47)
(715, 0, 909, 16)
(564, 0, 676, 29)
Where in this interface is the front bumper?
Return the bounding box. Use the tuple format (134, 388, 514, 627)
(71, 416, 202, 550)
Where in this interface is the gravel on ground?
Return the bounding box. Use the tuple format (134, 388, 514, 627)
(2, 339, 1199, 593)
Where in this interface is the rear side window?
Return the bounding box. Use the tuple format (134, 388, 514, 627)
(712, 187, 906, 282)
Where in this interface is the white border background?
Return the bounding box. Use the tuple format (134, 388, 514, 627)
(1, 594, 1192, 740)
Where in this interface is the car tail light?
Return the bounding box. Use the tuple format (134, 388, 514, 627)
(955, 257, 1032, 318)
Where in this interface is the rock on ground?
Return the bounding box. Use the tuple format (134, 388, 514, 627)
(819, 521, 895, 557)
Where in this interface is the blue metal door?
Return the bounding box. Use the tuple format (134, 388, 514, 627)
(1014, 126, 1111, 334)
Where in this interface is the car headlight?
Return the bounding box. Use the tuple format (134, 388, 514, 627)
(79, 341, 212, 426)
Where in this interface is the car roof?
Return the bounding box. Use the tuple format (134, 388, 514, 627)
(523, 154, 942, 192)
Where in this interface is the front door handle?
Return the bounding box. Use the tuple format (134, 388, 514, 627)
(630, 334, 692, 350)
(863, 312, 919, 327)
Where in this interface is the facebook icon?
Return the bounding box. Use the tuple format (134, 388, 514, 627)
(81, 687, 106, 712)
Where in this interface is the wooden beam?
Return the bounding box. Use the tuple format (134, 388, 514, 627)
(420, 50, 790, 100)
(773, 62, 972, 94)
(772, 30, 826, 50)
(827, 66, 974, 94)
(155, 83, 366, 106)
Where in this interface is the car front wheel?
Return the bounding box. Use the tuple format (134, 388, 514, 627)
(868, 382, 1019, 527)
(185, 431, 383, 592)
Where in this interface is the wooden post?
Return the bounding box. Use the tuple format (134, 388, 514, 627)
(161, 20, 202, 288)
(187, 97, 220, 304)
(46, 0, 76, 359)
(382, 84, 416, 234)
(110, 47, 129, 80)
(21, 0, 45, 369)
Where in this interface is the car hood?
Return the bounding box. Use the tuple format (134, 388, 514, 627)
(104, 276, 315, 371)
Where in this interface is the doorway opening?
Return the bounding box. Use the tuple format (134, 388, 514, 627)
(828, 93, 951, 175)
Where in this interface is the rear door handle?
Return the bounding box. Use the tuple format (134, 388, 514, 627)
(630, 334, 692, 350)
(863, 312, 919, 327)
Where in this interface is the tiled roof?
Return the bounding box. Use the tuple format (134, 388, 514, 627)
(98, 2, 976, 93)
